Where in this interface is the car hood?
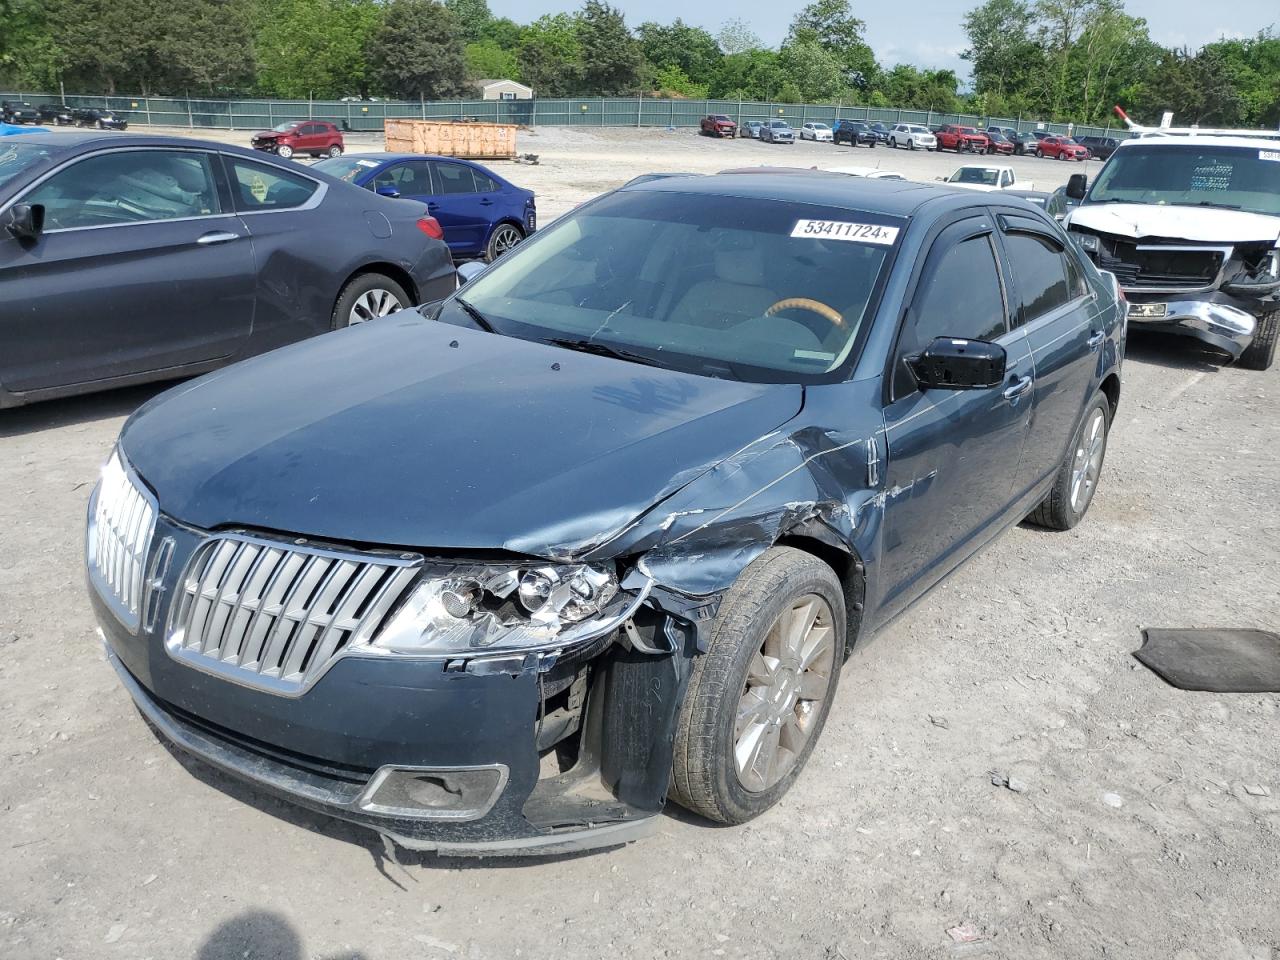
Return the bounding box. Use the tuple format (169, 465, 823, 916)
(252, 130, 284, 139)
(120, 318, 805, 557)
(1069, 202, 1280, 244)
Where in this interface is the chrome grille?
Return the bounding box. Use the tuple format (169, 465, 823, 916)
(168, 534, 421, 695)
(88, 452, 157, 629)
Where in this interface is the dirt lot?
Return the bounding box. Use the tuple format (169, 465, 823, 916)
(2, 127, 1278, 960)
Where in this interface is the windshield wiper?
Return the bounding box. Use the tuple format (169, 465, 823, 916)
(1175, 200, 1244, 211)
(545, 337, 664, 368)
(453, 297, 495, 333)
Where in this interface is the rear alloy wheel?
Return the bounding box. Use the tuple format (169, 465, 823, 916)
(1027, 395, 1111, 530)
(327, 144, 342, 158)
(485, 223, 524, 263)
(276, 144, 294, 159)
(1238, 309, 1278, 371)
(332, 273, 410, 329)
(671, 547, 844, 824)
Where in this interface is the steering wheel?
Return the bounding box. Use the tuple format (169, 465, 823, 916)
(764, 297, 844, 327)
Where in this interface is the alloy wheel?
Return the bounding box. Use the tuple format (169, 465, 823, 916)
(348, 288, 404, 325)
(734, 594, 836, 793)
(1070, 408, 1107, 514)
(490, 225, 522, 259)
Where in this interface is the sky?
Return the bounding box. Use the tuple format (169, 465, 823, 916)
(487, 0, 1278, 81)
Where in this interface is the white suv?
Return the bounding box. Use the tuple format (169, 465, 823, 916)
(889, 124, 937, 151)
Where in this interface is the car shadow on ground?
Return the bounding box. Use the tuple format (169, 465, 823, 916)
(0, 382, 172, 439)
(198, 910, 368, 960)
(153, 727, 655, 878)
(1123, 329, 1233, 373)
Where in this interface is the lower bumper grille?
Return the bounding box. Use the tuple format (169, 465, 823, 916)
(1100, 242, 1225, 290)
(168, 534, 421, 695)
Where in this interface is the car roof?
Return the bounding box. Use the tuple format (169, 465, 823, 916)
(4, 131, 333, 168)
(621, 170, 970, 217)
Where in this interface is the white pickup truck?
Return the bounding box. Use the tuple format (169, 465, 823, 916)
(1063, 126, 1279, 370)
(939, 164, 1029, 192)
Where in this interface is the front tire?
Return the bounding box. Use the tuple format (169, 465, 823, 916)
(670, 547, 845, 825)
(1238, 309, 1278, 371)
(1027, 395, 1111, 530)
(332, 273, 409, 329)
(276, 144, 294, 159)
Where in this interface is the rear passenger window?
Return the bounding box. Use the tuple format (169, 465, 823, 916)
(227, 157, 318, 210)
(1003, 231, 1073, 321)
(432, 162, 476, 195)
(472, 171, 499, 193)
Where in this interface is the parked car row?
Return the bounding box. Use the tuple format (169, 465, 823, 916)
(3, 102, 129, 129)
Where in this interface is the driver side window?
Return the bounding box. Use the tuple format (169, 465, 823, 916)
(894, 231, 1007, 398)
(23, 149, 220, 230)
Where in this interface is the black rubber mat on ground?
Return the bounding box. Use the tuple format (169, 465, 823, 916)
(1134, 629, 1280, 693)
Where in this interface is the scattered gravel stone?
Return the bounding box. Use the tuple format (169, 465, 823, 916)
(1102, 792, 1124, 808)
(103, 924, 126, 944)
(1006, 776, 1029, 794)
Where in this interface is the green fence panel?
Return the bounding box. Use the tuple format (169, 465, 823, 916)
(1, 89, 1133, 139)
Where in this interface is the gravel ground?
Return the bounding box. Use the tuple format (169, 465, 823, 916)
(1, 127, 1278, 960)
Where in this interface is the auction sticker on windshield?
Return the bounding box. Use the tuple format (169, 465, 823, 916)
(1261, 150, 1280, 162)
(791, 220, 900, 245)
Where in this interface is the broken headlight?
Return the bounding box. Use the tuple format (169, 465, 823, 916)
(368, 563, 628, 657)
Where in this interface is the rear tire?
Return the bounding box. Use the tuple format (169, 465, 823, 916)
(332, 273, 409, 329)
(485, 223, 524, 262)
(1238, 310, 1278, 371)
(327, 144, 342, 158)
(670, 547, 845, 825)
(1027, 395, 1111, 530)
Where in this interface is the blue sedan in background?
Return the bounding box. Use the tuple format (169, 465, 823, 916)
(315, 153, 536, 262)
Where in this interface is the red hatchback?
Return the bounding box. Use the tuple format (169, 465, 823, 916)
(251, 120, 344, 160)
(1035, 135, 1088, 161)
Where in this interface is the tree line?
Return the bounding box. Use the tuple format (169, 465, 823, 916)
(1, 0, 1276, 127)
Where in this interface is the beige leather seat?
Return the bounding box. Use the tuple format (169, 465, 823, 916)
(667, 248, 776, 330)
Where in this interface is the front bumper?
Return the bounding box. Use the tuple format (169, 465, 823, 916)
(102, 639, 660, 855)
(1125, 295, 1258, 358)
(90, 510, 692, 856)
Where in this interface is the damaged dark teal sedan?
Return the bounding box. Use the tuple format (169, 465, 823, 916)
(88, 172, 1126, 855)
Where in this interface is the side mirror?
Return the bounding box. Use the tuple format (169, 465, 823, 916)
(1066, 173, 1088, 200)
(375, 185, 400, 198)
(6, 203, 44, 241)
(455, 260, 486, 286)
(908, 337, 1006, 390)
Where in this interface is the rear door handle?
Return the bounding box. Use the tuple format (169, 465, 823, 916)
(1002, 375, 1033, 401)
(1087, 330, 1106, 351)
(479, 199, 494, 206)
(197, 231, 240, 246)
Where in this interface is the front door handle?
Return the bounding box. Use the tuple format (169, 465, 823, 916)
(1087, 330, 1106, 351)
(478, 198, 494, 206)
(197, 231, 240, 246)
(1002, 375, 1033, 401)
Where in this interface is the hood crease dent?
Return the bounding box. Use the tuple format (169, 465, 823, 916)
(1070, 202, 1280, 245)
(120, 318, 812, 564)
